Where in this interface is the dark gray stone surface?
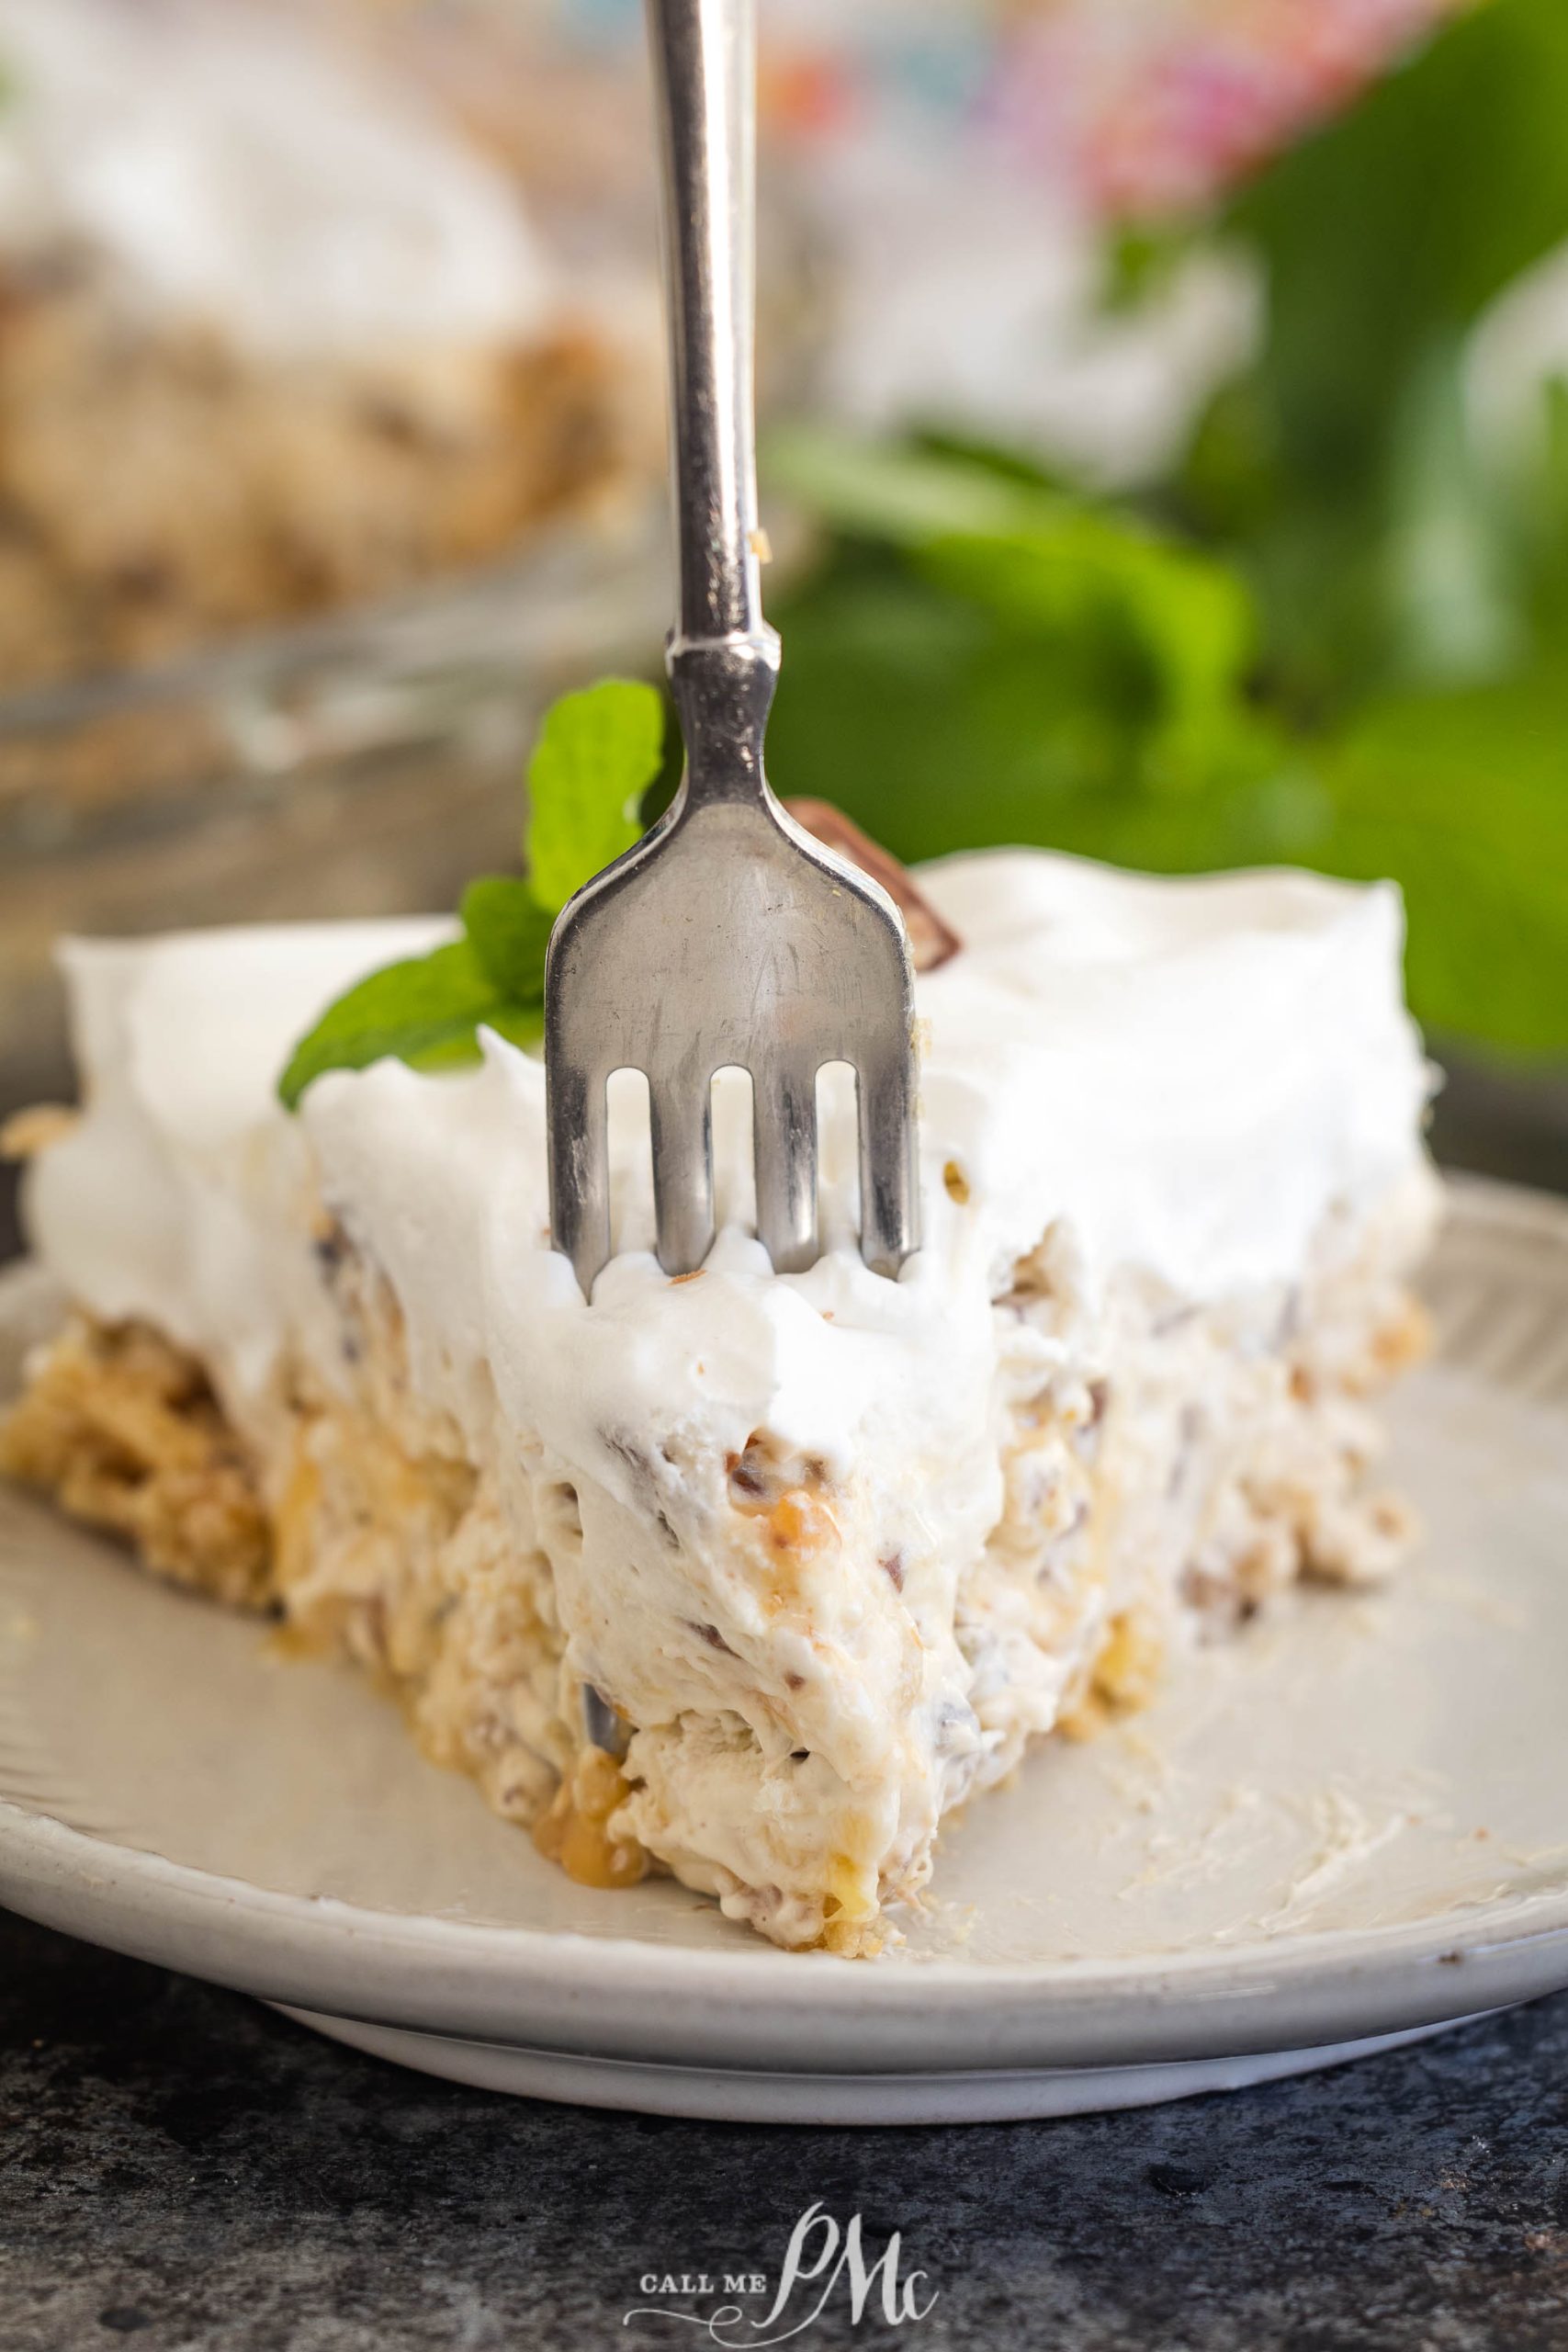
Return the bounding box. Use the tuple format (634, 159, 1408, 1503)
(3, 1910, 1568, 2352)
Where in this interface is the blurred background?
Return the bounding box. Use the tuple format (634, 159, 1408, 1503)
(2, 0, 1567, 1251)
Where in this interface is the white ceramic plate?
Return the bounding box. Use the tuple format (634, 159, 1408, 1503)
(2, 1176, 1566, 2124)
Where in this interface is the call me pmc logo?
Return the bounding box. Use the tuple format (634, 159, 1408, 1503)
(625, 2202, 939, 2344)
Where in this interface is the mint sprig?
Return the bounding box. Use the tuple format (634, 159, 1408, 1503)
(277, 678, 664, 1110)
(525, 676, 662, 910)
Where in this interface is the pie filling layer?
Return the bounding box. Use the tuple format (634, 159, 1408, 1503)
(0, 849, 1438, 1953)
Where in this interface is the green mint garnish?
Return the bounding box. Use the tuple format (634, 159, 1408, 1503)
(277, 678, 664, 1110)
(457, 876, 553, 1002)
(523, 676, 663, 913)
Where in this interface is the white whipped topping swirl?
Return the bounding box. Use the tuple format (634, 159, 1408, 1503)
(25, 848, 1434, 1495)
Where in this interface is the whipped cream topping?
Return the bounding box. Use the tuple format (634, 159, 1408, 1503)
(0, 0, 553, 358)
(25, 848, 1433, 1523)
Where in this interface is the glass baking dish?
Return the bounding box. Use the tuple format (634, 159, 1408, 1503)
(0, 493, 669, 1119)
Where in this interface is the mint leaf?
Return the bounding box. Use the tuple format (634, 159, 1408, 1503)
(460, 876, 553, 1000)
(482, 1001, 546, 1055)
(524, 678, 665, 912)
(278, 941, 503, 1110)
(278, 677, 662, 1107)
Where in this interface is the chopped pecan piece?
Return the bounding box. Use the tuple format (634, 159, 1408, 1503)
(784, 798, 962, 972)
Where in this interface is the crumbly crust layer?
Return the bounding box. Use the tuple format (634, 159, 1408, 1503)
(0, 1314, 270, 1607)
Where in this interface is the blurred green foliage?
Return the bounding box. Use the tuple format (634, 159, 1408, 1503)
(764, 431, 1283, 865)
(1192, 0, 1568, 711)
(761, 0, 1568, 1057)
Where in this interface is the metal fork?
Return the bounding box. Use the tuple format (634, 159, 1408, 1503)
(544, 0, 920, 1299)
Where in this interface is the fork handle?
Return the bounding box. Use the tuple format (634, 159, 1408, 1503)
(649, 0, 778, 691)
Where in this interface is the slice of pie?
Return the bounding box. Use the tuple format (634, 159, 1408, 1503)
(0, 849, 1437, 1953)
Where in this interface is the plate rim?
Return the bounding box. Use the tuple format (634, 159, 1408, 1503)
(4, 1791, 1566, 2074)
(3, 1170, 1567, 2077)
